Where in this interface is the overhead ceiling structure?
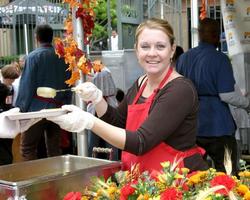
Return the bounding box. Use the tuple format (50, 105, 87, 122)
(0, 0, 67, 57)
(0, 0, 67, 25)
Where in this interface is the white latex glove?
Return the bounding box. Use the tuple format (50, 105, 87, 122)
(46, 105, 95, 133)
(0, 108, 42, 138)
(75, 82, 103, 105)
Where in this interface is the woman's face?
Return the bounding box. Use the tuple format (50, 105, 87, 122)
(136, 28, 175, 75)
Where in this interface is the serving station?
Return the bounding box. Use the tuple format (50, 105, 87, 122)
(0, 155, 121, 200)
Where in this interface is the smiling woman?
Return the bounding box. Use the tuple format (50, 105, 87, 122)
(46, 18, 208, 174)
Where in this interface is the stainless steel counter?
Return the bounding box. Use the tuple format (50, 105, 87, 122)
(0, 155, 121, 200)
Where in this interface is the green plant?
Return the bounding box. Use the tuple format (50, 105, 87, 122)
(0, 55, 19, 68)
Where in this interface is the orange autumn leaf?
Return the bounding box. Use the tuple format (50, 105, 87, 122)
(64, 46, 77, 55)
(80, 60, 92, 75)
(199, 0, 206, 20)
(77, 55, 87, 69)
(81, 67, 91, 75)
(64, 54, 75, 65)
(65, 70, 80, 86)
(54, 38, 65, 57)
(64, 17, 73, 35)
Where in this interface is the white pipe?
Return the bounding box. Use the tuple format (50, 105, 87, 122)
(191, 0, 199, 47)
(160, 0, 164, 19)
(24, 24, 28, 55)
(72, 2, 88, 157)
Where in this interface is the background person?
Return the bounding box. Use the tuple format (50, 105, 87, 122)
(1, 64, 20, 107)
(12, 54, 26, 107)
(0, 83, 14, 165)
(111, 29, 119, 51)
(172, 45, 184, 68)
(15, 24, 72, 161)
(176, 18, 250, 175)
(116, 88, 125, 105)
(47, 18, 208, 173)
(0, 64, 20, 165)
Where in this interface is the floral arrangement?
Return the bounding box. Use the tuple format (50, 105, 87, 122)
(54, 0, 103, 86)
(63, 160, 250, 200)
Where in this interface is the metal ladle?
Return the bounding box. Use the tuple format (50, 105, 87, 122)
(37, 87, 76, 98)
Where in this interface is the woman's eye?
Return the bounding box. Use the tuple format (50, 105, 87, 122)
(141, 45, 150, 50)
(156, 44, 166, 50)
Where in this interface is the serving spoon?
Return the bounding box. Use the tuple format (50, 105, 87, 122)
(37, 87, 76, 98)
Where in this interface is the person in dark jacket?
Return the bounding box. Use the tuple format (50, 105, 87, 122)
(0, 64, 20, 165)
(176, 18, 250, 175)
(0, 82, 13, 165)
(15, 24, 72, 161)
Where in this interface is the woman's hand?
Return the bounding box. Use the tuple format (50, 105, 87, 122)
(46, 105, 95, 132)
(75, 82, 103, 105)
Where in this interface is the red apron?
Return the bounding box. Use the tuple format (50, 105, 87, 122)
(122, 67, 205, 172)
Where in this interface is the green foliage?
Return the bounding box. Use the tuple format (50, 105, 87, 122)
(91, 0, 117, 50)
(0, 55, 19, 68)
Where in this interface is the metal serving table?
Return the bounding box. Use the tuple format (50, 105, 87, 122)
(0, 155, 121, 200)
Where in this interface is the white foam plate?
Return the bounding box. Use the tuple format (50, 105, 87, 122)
(6, 108, 67, 120)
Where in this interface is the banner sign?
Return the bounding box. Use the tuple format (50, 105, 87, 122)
(220, 0, 250, 56)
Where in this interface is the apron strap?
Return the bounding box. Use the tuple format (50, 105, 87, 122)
(132, 66, 173, 105)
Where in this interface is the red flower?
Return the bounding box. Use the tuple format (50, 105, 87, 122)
(63, 191, 82, 200)
(120, 182, 136, 200)
(160, 188, 182, 200)
(181, 183, 189, 191)
(150, 170, 160, 181)
(210, 175, 236, 196)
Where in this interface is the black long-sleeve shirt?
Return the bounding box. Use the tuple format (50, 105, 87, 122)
(101, 76, 208, 171)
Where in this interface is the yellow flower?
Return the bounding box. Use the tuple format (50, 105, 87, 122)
(237, 184, 249, 196)
(174, 173, 184, 179)
(160, 161, 170, 168)
(209, 168, 216, 173)
(244, 191, 250, 200)
(216, 172, 225, 176)
(149, 196, 160, 200)
(188, 171, 207, 185)
(155, 182, 165, 192)
(107, 186, 117, 196)
(239, 171, 250, 178)
(137, 193, 150, 200)
(157, 174, 167, 183)
(181, 168, 190, 175)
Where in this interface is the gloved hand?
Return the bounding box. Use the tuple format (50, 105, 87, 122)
(0, 108, 42, 138)
(46, 105, 95, 133)
(75, 82, 103, 105)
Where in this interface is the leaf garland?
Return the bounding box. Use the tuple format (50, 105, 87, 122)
(54, 0, 103, 86)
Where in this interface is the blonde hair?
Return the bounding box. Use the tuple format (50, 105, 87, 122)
(1, 63, 20, 79)
(135, 18, 175, 48)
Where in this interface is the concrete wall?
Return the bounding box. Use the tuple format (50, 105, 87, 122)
(101, 49, 144, 92)
(0, 28, 12, 57)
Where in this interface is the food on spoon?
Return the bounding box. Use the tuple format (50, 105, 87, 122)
(37, 87, 57, 98)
